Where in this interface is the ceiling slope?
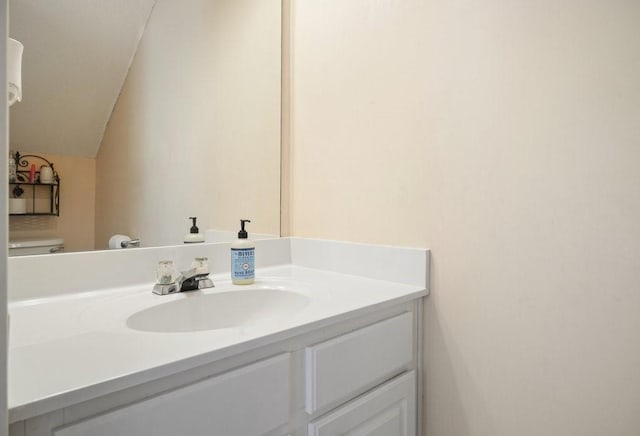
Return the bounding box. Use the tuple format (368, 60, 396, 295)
(9, 0, 156, 157)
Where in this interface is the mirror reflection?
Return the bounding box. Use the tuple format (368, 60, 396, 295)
(8, 0, 282, 254)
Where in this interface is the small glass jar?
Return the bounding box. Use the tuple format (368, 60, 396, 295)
(156, 260, 177, 284)
(191, 257, 209, 275)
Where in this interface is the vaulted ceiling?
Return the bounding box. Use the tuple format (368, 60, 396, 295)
(9, 0, 156, 157)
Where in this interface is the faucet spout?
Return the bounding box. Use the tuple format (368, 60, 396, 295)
(153, 266, 214, 295)
(177, 268, 214, 292)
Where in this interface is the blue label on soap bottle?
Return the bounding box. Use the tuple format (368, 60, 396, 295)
(231, 247, 255, 279)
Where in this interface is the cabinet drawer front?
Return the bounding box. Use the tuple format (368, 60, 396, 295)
(305, 312, 413, 414)
(54, 354, 291, 436)
(308, 371, 416, 436)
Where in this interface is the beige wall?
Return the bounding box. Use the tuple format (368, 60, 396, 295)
(95, 0, 281, 250)
(9, 153, 96, 252)
(289, 1, 640, 435)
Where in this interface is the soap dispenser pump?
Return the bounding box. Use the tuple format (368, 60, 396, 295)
(184, 217, 204, 243)
(231, 219, 255, 284)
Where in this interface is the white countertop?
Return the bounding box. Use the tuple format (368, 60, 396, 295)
(9, 264, 427, 422)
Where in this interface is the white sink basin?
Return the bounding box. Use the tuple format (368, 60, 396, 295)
(126, 288, 310, 333)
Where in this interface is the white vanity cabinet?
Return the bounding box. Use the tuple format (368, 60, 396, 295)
(305, 312, 416, 436)
(53, 354, 291, 436)
(305, 312, 413, 415)
(308, 371, 416, 436)
(10, 301, 423, 436)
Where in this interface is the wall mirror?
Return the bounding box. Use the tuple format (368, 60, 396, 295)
(8, 0, 282, 253)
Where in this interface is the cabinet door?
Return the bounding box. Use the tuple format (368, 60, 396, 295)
(306, 312, 413, 415)
(308, 371, 415, 436)
(53, 354, 290, 436)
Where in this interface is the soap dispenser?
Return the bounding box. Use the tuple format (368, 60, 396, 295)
(231, 219, 255, 284)
(184, 217, 204, 243)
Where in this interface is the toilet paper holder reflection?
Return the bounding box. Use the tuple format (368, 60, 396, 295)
(109, 234, 140, 249)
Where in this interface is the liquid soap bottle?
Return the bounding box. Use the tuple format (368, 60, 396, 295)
(184, 217, 205, 243)
(231, 219, 254, 284)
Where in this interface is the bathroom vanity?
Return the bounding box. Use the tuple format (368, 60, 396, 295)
(8, 238, 429, 436)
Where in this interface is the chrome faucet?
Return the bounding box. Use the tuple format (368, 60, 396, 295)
(153, 265, 214, 295)
(177, 268, 214, 292)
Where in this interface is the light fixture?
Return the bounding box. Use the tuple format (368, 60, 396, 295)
(8, 38, 23, 106)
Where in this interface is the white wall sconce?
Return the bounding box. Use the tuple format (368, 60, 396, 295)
(8, 37, 23, 106)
